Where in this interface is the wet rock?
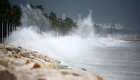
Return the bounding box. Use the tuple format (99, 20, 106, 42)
(44, 58, 50, 62)
(6, 47, 21, 53)
(21, 53, 30, 58)
(45, 57, 60, 64)
(81, 68, 87, 71)
(5, 47, 12, 51)
(54, 63, 67, 69)
(12, 48, 21, 53)
(18, 46, 23, 49)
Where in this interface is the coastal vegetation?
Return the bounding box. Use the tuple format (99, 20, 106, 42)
(0, 0, 76, 34)
(1, 0, 139, 37)
(0, 0, 22, 25)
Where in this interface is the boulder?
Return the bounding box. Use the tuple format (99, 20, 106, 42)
(0, 44, 108, 80)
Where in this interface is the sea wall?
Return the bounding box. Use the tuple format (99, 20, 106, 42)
(0, 43, 108, 80)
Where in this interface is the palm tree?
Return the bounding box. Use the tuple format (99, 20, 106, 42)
(0, 0, 12, 21)
(36, 5, 44, 12)
(9, 8, 14, 22)
(56, 18, 63, 30)
(49, 12, 57, 28)
(13, 5, 22, 25)
(65, 17, 75, 29)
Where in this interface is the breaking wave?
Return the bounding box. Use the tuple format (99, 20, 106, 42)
(5, 5, 126, 68)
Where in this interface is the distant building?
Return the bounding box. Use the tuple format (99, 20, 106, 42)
(95, 23, 123, 30)
(98, 24, 110, 29)
(114, 23, 123, 30)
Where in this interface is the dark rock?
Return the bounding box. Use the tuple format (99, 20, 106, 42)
(54, 64, 67, 69)
(12, 48, 21, 53)
(18, 46, 23, 49)
(6, 48, 21, 53)
(21, 53, 30, 58)
(81, 68, 87, 71)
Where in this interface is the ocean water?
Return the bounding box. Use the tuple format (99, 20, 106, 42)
(5, 5, 140, 80)
(79, 42, 140, 80)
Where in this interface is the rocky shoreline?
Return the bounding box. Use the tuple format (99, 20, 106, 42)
(113, 36, 140, 41)
(0, 43, 108, 80)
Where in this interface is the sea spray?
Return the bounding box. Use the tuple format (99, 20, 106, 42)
(72, 10, 95, 38)
(5, 5, 126, 69)
(21, 4, 50, 31)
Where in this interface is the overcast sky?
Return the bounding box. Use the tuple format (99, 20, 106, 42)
(9, 0, 140, 29)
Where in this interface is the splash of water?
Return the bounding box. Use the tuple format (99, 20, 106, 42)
(21, 5, 50, 31)
(5, 5, 126, 68)
(73, 10, 94, 38)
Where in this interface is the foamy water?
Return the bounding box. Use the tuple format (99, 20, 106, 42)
(5, 5, 139, 80)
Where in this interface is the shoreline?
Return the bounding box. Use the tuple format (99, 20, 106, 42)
(0, 43, 108, 80)
(112, 36, 140, 41)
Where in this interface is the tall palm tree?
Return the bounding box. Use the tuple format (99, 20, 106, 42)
(65, 17, 75, 29)
(49, 12, 57, 28)
(13, 5, 22, 25)
(0, 0, 12, 21)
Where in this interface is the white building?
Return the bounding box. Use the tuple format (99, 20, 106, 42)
(96, 23, 123, 30)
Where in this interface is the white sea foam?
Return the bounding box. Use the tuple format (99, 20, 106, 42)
(5, 5, 127, 68)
